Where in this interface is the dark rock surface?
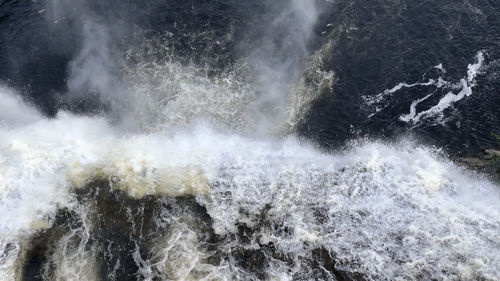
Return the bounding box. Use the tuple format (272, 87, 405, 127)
(459, 149, 500, 183)
(20, 180, 368, 280)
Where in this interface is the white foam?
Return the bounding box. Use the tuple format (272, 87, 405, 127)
(118, 54, 259, 134)
(366, 51, 486, 125)
(364, 79, 437, 106)
(200, 139, 500, 280)
(45, 206, 99, 281)
(468, 51, 485, 83)
(138, 201, 236, 281)
(400, 79, 473, 123)
(434, 63, 446, 72)
(0, 104, 499, 279)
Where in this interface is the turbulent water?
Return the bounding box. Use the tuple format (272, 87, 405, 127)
(0, 0, 499, 280)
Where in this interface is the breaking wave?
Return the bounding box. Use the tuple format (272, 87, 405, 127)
(0, 1, 499, 281)
(1, 86, 499, 280)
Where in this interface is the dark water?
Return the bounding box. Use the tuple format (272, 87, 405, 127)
(1, 0, 499, 155)
(300, 0, 500, 156)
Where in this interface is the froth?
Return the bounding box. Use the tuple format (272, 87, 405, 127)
(201, 139, 500, 280)
(1, 106, 499, 279)
(365, 51, 486, 125)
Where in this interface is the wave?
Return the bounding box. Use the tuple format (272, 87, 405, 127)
(0, 91, 499, 279)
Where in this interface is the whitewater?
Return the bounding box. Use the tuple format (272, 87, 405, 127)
(0, 0, 499, 280)
(1, 85, 499, 280)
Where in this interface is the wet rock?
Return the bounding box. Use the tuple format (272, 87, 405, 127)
(484, 149, 500, 160)
(233, 247, 268, 280)
(458, 149, 500, 183)
(21, 180, 216, 281)
(22, 209, 81, 281)
(20, 180, 372, 281)
(310, 248, 366, 281)
(460, 157, 491, 168)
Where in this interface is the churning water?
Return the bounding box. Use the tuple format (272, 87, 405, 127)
(0, 0, 499, 280)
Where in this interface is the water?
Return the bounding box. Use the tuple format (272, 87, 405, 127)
(364, 51, 486, 125)
(0, 0, 499, 280)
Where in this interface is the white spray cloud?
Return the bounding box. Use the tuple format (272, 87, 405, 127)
(0, 85, 41, 127)
(43, 0, 326, 135)
(67, 20, 121, 104)
(46, 0, 125, 110)
(246, 0, 321, 135)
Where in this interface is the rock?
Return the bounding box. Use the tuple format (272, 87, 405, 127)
(459, 158, 491, 167)
(484, 149, 500, 159)
(458, 150, 500, 184)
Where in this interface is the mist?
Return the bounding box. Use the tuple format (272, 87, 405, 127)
(41, 0, 324, 135)
(245, 0, 320, 135)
